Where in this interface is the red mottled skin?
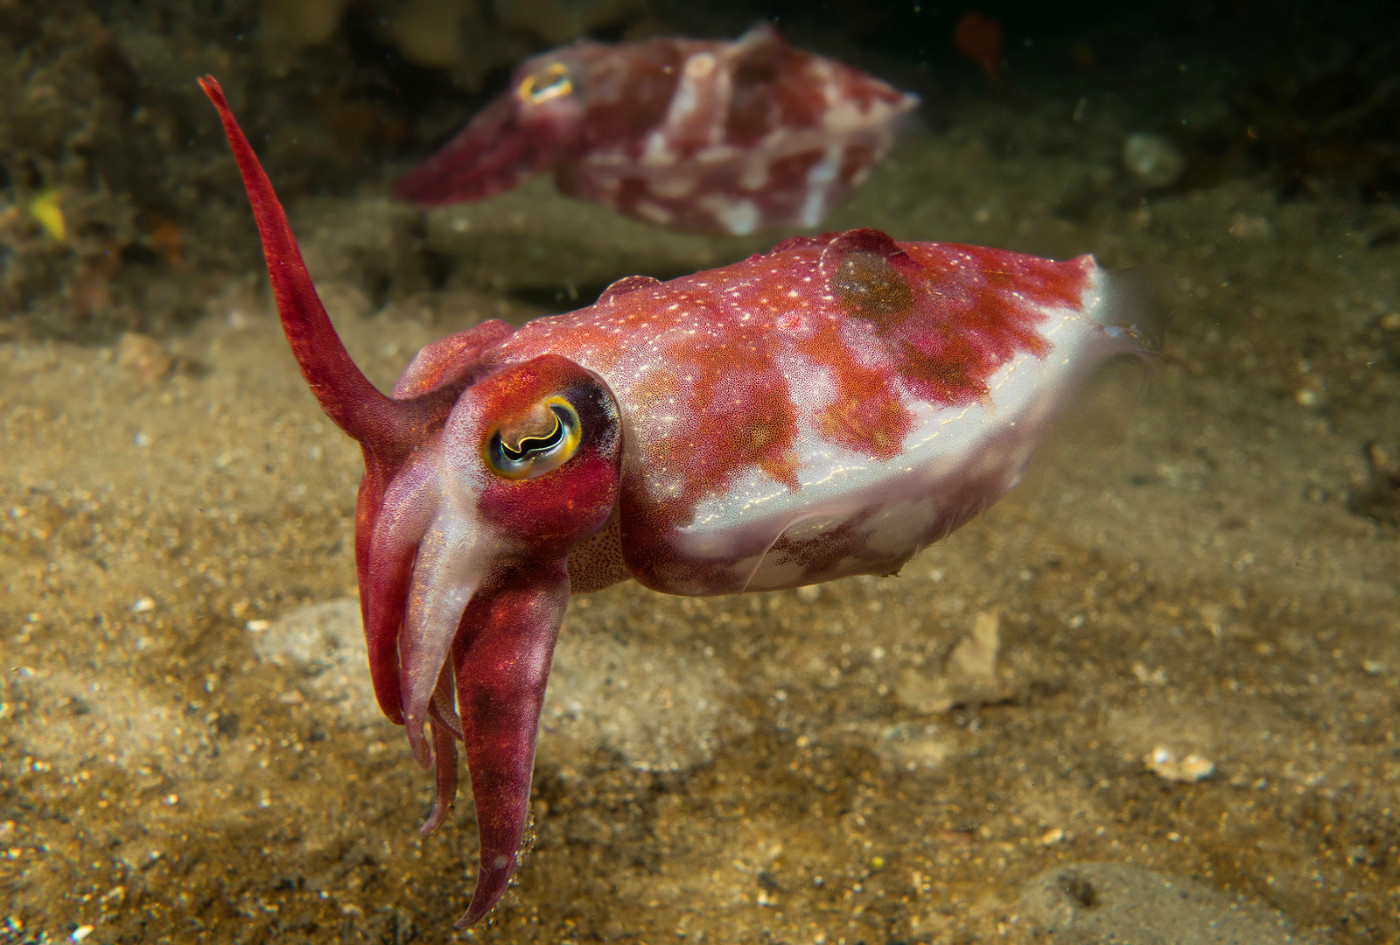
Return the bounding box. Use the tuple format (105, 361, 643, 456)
(393, 24, 919, 234)
(485, 228, 1092, 594)
(203, 74, 1158, 929)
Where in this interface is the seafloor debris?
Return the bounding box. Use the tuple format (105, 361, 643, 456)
(260, 0, 655, 90)
(1, 6, 265, 339)
(1232, 42, 1400, 200)
(1123, 131, 1187, 189)
(1347, 440, 1400, 527)
(894, 610, 1007, 714)
(954, 11, 1003, 86)
(1144, 745, 1216, 783)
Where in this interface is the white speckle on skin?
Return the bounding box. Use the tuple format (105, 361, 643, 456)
(740, 158, 770, 191)
(634, 201, 675, 225)
(821, 101, 864, 135)
(757, 128, 788, 150)
(685, 52, 717, 80)
(797, 145, 845, 226)
(809, 145, 844, 186)
(870, 100, 898, 124)
(666, 84, 700, 123)
(800, 185, 830, 228)
(668, 60, 710, 123)
(641, 129, 675, 165)
(694, 144, 741, 165)
(700, 195, 761, 236)
(649, 175, 698, 199)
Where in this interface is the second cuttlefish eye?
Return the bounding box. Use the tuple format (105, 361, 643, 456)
(518, 62, 574, 105)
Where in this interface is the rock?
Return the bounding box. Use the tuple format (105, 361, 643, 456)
(253, 598, 378, 722)
(546, 623, 744, 772)
(893, 610, 1007, 714)
(260, 597, 745, 772)
(116, 332, 173, 382)
(1018, 862, 1324, 944)
(1144, 745, 1216, 783)
(1124, 132, 1186, 189)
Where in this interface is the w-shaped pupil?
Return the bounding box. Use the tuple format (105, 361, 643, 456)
(500, 407, 565, 461)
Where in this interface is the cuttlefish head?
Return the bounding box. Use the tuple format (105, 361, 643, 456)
(392, 49, 588, 207)
(370, 355, 622, 924)
(200, 77, 623, 926)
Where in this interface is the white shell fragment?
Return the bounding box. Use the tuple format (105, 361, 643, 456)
(1144, 745, 1216, 783)
(1123, 132, 1185, 188)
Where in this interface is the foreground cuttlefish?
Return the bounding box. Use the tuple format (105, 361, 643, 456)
(201, 76, 1160, 927)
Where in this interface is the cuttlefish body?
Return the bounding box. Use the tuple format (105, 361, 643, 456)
(394, 23, 919, 234)
(202, 77, 1160, 927)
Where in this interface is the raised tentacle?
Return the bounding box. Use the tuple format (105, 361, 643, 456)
(199, 76, 442, 459)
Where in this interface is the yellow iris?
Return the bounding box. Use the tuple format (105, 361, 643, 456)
(517, 62, 573, 105)
(486, 396, 582, 479)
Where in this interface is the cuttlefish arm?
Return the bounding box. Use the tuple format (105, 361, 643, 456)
(201, 77, 624, 926)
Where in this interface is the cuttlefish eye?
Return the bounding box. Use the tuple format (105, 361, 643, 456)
(485, 396, 582, 479)
(517, 62, 574, 105)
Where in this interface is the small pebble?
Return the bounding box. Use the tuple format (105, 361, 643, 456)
(1124, 132, 1186, 188)
(116, 332, 173, 382)
(1228, 212, 1275, 241)
(1145, 746, 1215, 783)
(1022, 862, 1318, 944)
